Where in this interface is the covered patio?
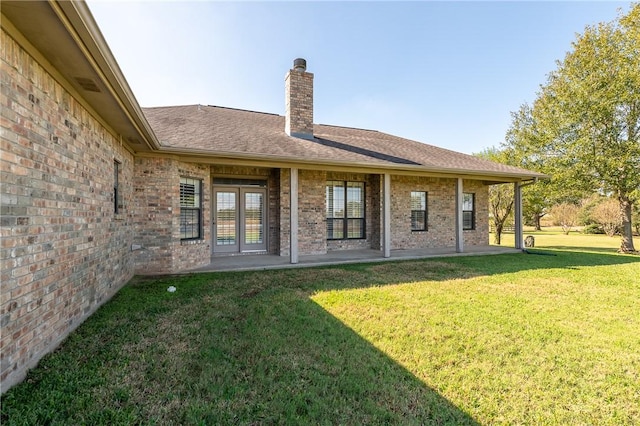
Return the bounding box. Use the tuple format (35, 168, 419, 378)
(189, 245, 521, 273)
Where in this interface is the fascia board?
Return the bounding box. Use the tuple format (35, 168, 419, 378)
(53, 0, 161, 151)
(138, 148, 549, 183)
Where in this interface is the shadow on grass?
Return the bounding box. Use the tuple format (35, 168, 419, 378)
(538, 246, 628, 254)
(2, 249, 638, 424)
(1, 269, 480, 425)
(307, 249, 639, 287)
(473, 249, 639, 274)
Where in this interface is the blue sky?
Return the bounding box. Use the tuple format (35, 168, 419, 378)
(87, 1, 631, 154)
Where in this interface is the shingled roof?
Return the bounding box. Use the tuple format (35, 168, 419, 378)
(143, 104, 545, 182)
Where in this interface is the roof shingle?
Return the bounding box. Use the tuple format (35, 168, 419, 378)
(143, 104, 545, 180)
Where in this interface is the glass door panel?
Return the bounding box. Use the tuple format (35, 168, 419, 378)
(213, 187, 267, 253)
(214, 190, 238, 253)
(241, 189, 267, 251)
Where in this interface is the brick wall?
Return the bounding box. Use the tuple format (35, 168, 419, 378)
(298, 170, 326, 255)
(1, 29, 135, 392)
(285, 68, 314, 138)
(211, 165, 279, 255)
(390, 176, 457, 249)
(462, 179, 490, 247)
(326, 172, 380, 251)
(268, 170, 281, 255)
(273, 171, 490, 255)
(389, 176, 489, 249)
(279, 169, 291, 257)
(369, 174, 382, 250)
(133, 157, 211, 273)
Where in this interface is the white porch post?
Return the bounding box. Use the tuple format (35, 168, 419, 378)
(383, 173, 391, 258)
(455, 178, 464, 253)
(514, 182, 523, 250)
(290, 168, 299, 264)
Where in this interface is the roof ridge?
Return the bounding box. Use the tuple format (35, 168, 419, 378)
(141, 104, 282, 117)
(142, 104, 199, 110)
(206, 105, 281, 117)
(316, 123, 379, 133)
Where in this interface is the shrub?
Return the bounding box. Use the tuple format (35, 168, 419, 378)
(549, 203, 580, 235)
(592, 198, 622, 237)
(582, 224, 605, 234)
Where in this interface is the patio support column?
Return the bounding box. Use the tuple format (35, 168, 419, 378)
(514, 182, 523, 250)
(383, 173, 391, 258)
(290, 168, 299, 264)
(455, 178, 464, 253)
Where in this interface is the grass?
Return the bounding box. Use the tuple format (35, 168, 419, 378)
(493, 226, 635, 253)
(2, 234, 639, 425)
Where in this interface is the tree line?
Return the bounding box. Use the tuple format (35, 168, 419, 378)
(479, 3, 639, 253)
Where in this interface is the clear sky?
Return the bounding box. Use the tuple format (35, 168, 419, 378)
(87, 1, 631, 154)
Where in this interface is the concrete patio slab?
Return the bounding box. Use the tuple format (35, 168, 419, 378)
(187, 245, 522, 273)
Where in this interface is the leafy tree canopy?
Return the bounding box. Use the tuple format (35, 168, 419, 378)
(504, 4, 640, 252)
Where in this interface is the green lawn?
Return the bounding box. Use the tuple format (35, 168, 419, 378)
(493, 226, 636, 253)
(2, 236, 639, 425)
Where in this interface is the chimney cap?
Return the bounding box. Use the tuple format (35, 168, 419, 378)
(293, 58, 307, 72)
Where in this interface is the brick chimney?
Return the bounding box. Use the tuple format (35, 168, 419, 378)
(285, 58, 314, 139)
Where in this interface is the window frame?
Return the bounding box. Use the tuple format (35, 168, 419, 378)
(113, 160, 121, 214)
(410, 191, 428, 231)
(462, 192, 475, 230)
(326, 180, 366, 240)
(180, 177, 203, 240)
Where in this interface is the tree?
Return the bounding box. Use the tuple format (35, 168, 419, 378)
(504, 4, 640, 253)
(522, 184, 547, 230)
(550, 203, 580, 235)
(631, 188, 640, 235)
(475, 147, 514, 245)
(577, 194, 603, 226)
(592, 198, 623, 236)
(505, 105, 588, 230)
(489, 183, 514, 245)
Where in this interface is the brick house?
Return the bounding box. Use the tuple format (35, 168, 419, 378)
(1, 1, 544, 392)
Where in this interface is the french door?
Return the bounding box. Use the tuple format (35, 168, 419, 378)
(213, 187, 267, 253)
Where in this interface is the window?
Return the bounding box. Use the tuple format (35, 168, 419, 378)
(113, 160, 120, 214)
(463, 193, 475, 230)
(180, 177, 202, 239)
(411, 191, 428, 231)
(326, 181, 365, 239)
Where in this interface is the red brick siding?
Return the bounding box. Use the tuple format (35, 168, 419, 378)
(298, 170, 327, 255)
(462, 179, 490, 246)
(1, 29, 134, 391)
(211, 165, 279, 255)
(133, 157, 211, 273)
(390, 176, 489, 249)
(326, 172, 380, 251)
(390, 176, 457, 249)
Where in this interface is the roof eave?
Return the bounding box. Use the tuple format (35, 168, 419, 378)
(1, 0, 161, 152)
(56, 1, 161, 151)
(151, 146, 548, 182)
(59, 0, 160, 150)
